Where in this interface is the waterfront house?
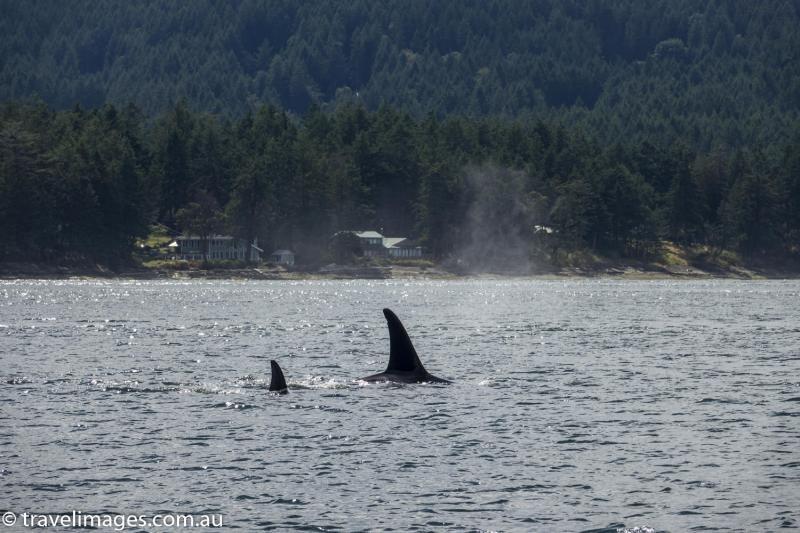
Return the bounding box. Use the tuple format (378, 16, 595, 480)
(384, 237, 423, 258)
(341, 231, 424, 259)
(174, 235, 262, 262)
(353, 230, 386, 257)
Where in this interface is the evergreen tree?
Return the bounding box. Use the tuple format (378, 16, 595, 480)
(175, 190, 224, 263)
(721, 156, 780, 255)
(665, 144, 701, 244)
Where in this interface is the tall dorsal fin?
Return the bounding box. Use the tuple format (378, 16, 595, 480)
(383, 308, 427, 374)
(269, 360, 288, 393)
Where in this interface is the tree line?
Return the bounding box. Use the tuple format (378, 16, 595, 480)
(1, 100, 798, 269)
(2, 0, 799, 150)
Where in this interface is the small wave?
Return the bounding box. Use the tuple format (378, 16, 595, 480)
(189, 384, 244, 395)
(686, 480, 718, 488)
(268, 497, 306, 505)
(27, 483, 67, 492)
(5, 376, 33, 385)
(233, 374, 265, 388)
(210, 401, 254, 410)
(74, 477, 141, 484)
(44, 378, 72, 384)
(291, 377, 349, 389)
(103, 384, 180, 394)
(96, 379, 249, 396)
(697, 397, 744, 404)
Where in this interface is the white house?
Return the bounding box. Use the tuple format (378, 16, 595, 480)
(383, 237, 423, 258)
(174, 235, 262, 262)
(354, 230, 385, 257)
(270, 249, 295, 266)
(343, 230, 424, 258)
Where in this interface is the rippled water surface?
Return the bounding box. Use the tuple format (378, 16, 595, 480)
(2, 279, 799, 532)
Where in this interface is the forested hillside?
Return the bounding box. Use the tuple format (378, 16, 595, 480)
(2, 0, 799, 148)
(2, 101, 798, 270)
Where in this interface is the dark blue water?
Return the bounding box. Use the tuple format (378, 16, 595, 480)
(1, 279, 799, 531)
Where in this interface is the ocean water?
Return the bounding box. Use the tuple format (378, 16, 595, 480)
(1, 279, 798, 532)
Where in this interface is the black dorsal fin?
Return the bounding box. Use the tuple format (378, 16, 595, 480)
(269, 360, 288, 393)
(383, 308, 427, 374)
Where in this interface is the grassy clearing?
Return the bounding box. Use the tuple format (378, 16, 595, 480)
(141, 259, 196, 270)
(659, 242, 689, 266)
(389, 259, 436, 268)
(551, 249, 604, 269)
(143, 225, 172, 245)
(142, 259, 256, 270)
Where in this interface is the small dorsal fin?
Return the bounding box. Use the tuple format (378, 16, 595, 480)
(269, 360, 288, 393)
(383, 308, 427, 374)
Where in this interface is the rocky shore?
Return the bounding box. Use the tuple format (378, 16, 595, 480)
(2, 259, 799, 281)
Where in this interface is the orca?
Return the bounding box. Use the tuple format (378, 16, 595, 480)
(269, 360, 289, 394)
(361, 308, 451, 384)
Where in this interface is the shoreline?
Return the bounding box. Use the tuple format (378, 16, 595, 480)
(2, 262, 799, 281)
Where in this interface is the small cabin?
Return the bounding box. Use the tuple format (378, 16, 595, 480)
(270, 249, 295, 266)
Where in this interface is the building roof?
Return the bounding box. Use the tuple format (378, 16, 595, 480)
(177, 234, 237, 240)
(392, 238, 421, 248)
(355, 230, 383, 239)
(382, 237, 407, 248)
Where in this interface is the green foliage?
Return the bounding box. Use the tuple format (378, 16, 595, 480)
(0, 100, 797, 268)
(390, 258, 435, 268)
(779, 136, 800, 248)
(720, 154, 780, 255)
(665, 144, 701, 244)
(0, 101, 148, 266)
(598, 165, 657, 252)
(1, 1, 799, 148)
(328, 231, 363, 264)
(141, 259, 194, 270)
(175, 190, 224, 262)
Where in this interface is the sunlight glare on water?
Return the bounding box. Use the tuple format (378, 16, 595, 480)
(1, 279, 799, 531)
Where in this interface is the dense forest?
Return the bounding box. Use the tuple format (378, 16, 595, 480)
(1, 1, 799, 271)
(1, 100, 798, 270)
(2, 0, 799, 149)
